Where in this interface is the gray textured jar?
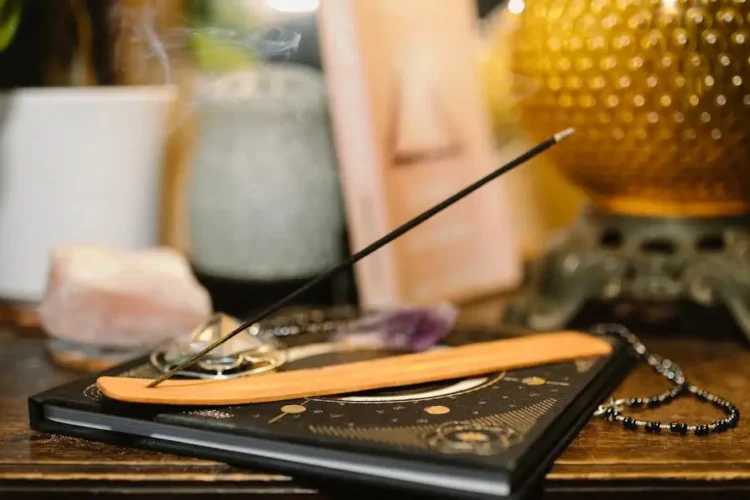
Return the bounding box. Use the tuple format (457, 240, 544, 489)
(187, 64, 345, 280)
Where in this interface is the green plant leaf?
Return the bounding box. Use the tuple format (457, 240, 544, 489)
(0, 0, 22, 52)
(190, 31, 258, 73)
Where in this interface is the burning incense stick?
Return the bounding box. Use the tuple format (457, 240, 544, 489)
(147, 127, 575, 388)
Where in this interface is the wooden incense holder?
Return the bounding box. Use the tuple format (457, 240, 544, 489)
(97, 331, 613, 406)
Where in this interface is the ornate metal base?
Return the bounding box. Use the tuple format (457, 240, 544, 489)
(506, 208, 750, 341)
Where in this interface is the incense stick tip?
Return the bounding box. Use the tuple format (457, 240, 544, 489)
(553, 127, 575, 143)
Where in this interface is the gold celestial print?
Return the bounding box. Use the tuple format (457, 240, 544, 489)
(521, 376, 547, 386)
(268, 402, 310, 423)
(575, 359, 597, 373)
(503, 0, 750, 217)
(455, 431, 492, 442)
(309, 399, 558, 454)
(424, 405, 451, 415)
(503, 375, 569, 387)
(185, 409, 234, 419)
(280, 404, 307, 414)
(425, 423, 521, 455)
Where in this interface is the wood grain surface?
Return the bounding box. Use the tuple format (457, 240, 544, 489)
(3, 298, 750, 499)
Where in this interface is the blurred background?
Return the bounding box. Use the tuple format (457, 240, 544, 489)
(0, 0, 586, 358)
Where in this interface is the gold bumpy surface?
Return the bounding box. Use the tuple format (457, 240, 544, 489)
(507, 0, 750, 217)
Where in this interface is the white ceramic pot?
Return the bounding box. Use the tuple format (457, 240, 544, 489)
(0, 85, 176, 301)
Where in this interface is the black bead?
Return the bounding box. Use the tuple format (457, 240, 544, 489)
(670, 422, 688, 435)
(622, 417, 637, 430)
(664, 390, 680, 402)
(645, 421, 661, 432)
(592, 329, 742, 438)
(694, 424, 709, 436)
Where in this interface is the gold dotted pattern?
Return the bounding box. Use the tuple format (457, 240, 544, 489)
(309, 398, 557, 447)
(309, 424, 434, 448)
(185, 409, 234, 419)
(470, 398, 557, 433)
(506, 0, 750, 216)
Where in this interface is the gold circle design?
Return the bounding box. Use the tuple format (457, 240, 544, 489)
(521, 376, 546, 386)
(424, 405, 451, 415)
(280, 404, 307, 414)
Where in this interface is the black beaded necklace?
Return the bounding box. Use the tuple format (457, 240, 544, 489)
(591, 323, 740, 436)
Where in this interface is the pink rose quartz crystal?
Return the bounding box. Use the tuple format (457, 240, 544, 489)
(37, 245, 213, 348)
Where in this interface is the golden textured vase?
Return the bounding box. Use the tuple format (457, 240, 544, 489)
(504, 0, 750, 217)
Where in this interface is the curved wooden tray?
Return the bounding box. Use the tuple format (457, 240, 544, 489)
(97, 331, 614, 406)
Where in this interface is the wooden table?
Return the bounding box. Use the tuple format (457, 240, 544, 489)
(2, 298, 750, 499)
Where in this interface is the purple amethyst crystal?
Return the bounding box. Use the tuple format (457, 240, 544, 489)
(333, 303, 459, 351)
